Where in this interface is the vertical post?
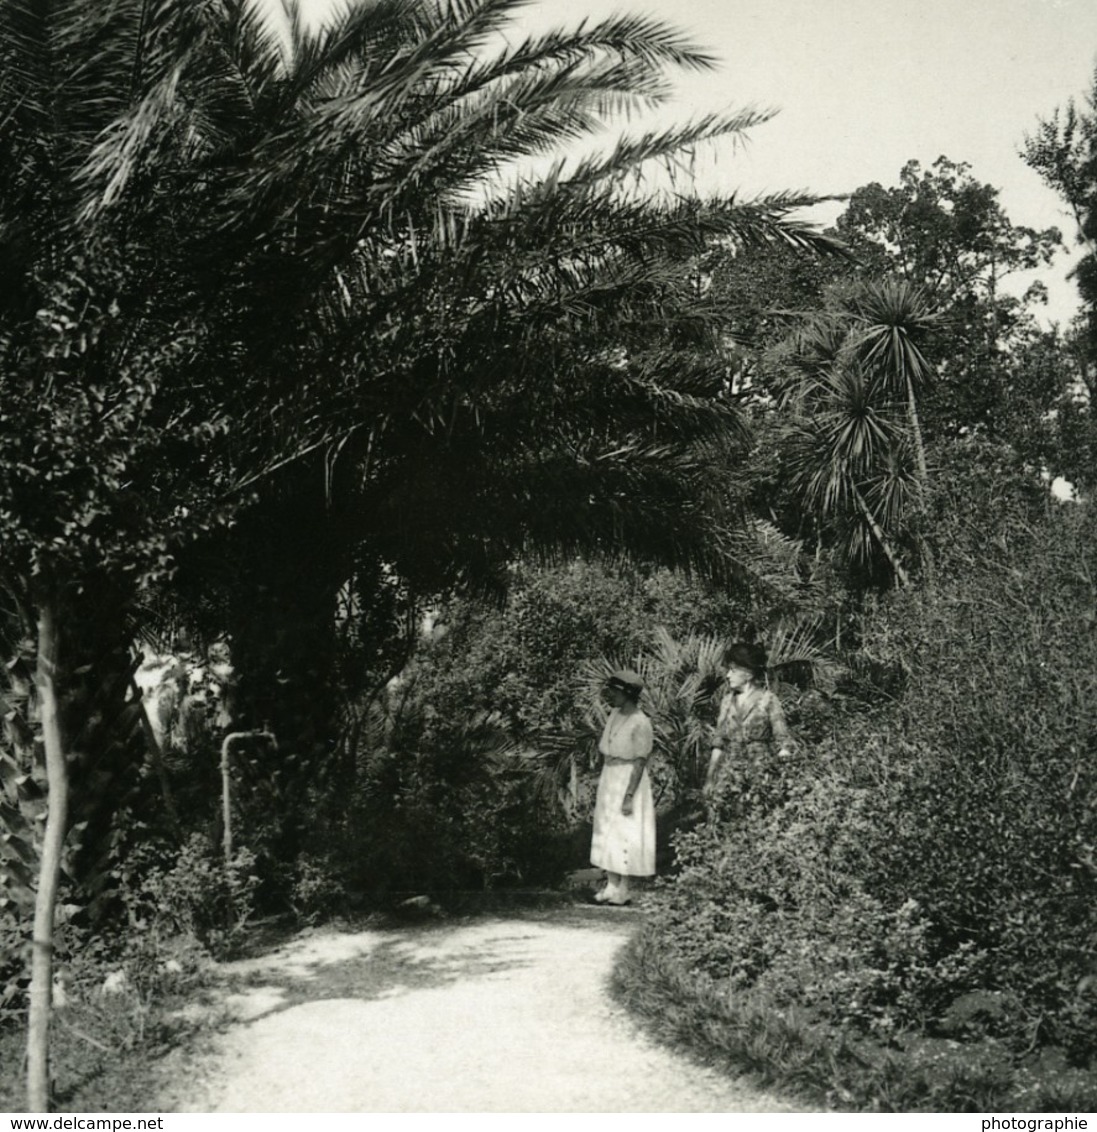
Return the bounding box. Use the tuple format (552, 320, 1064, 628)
(221, 733, 234, 864)
(220, 731, 276, 865)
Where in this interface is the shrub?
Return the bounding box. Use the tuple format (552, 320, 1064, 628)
(648, 460, 1097, 1069)
(0, 906, 30, 1028)
(852, 477, 1097, 1058)
(613, 923, 1097, 1112)
(418, 560, 749, 737)
(655, 737, 992, 1041)
(346, 711, 573, 898)
(0, 895, 213, 1112)
(117, 834, 259, 959)
(286, 854, 348, 926)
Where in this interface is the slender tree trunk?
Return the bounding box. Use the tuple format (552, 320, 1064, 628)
(852, 483, 910, 587)
(905, 374, 929, 488)
(27, 600, 69, 1113)
(905, 374, 936, 585)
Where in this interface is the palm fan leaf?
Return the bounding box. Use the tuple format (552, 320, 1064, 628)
(843, 277, 941, 389)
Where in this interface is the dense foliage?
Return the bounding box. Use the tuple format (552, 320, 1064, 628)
(649, 455, 1097, 1070)
(326, 561, 750, 896)
(0, 0, 843, 1108)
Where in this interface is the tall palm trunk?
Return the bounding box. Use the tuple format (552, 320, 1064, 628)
(904, 373, 936, 584)
(905, 373, 929, 488)
(27, 600, 68, 1113)
(15, 580, 150, 1111)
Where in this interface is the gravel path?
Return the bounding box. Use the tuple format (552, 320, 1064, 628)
(174, 912, 801, 1113)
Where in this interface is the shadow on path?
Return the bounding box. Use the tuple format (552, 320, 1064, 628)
(217, 922, 550, 1024)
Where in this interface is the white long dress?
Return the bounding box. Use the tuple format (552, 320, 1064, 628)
(590, 707, 656, 876)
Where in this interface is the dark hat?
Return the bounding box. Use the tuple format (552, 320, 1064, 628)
(725, 642, 767, 676)
(605, 668, 644, 700)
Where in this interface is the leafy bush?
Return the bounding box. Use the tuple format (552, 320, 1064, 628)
(327, 560, 754, 898)
(286, 854, 348, 926)
(844, 461, 1096, 1057)
(117, 834, 259, 959)
(0, 911, 214, 1113)
(648, 457, 1097, 1067)
(346, 706, 573, 898)
(612, 924, 1097, 1113)
(422, 560, 749, 735)
(0, 906, 31, 1028)
(655, 733, 992, 1041)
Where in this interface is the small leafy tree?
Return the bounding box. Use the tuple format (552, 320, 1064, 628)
(1023, 76, 1097, 488)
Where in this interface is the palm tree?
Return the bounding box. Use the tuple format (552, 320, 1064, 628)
(844, 279, 941, 489)
(783, 364, 914, 586)
(137, 0, 847, 755)
(775, 279, 941, 587)
(0, 0, 843, 1106)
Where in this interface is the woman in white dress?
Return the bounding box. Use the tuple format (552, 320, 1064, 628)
(590, 669, 655, 905)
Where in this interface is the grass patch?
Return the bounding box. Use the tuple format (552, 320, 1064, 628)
(0, 978, 225, 1113)
(610, 924, 1097, 1113)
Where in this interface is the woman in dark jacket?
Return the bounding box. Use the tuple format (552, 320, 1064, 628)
(704, 642, 792, 796)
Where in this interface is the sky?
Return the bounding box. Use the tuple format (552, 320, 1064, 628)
(291, 0, 1097, 325)
(504, 0, 1097, 325)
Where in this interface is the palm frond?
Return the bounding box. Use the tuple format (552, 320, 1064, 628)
(860, 441, 918, 531)
(0, 0, 852, 623)
(279, 0, 421, 97)
(76, 60, 188, 220)
(450, 11, 716, 108)
(764, 616, 843, 690)
(844, 277, 941, 389)
(560, 108, 778, 192)
(201, 0, 290, 124)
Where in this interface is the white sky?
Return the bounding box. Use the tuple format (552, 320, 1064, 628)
(297, 0, 1097, 325)
(512, 0, 1097, 325)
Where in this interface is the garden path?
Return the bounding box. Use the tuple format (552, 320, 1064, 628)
(169, 910, 801, 1113)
